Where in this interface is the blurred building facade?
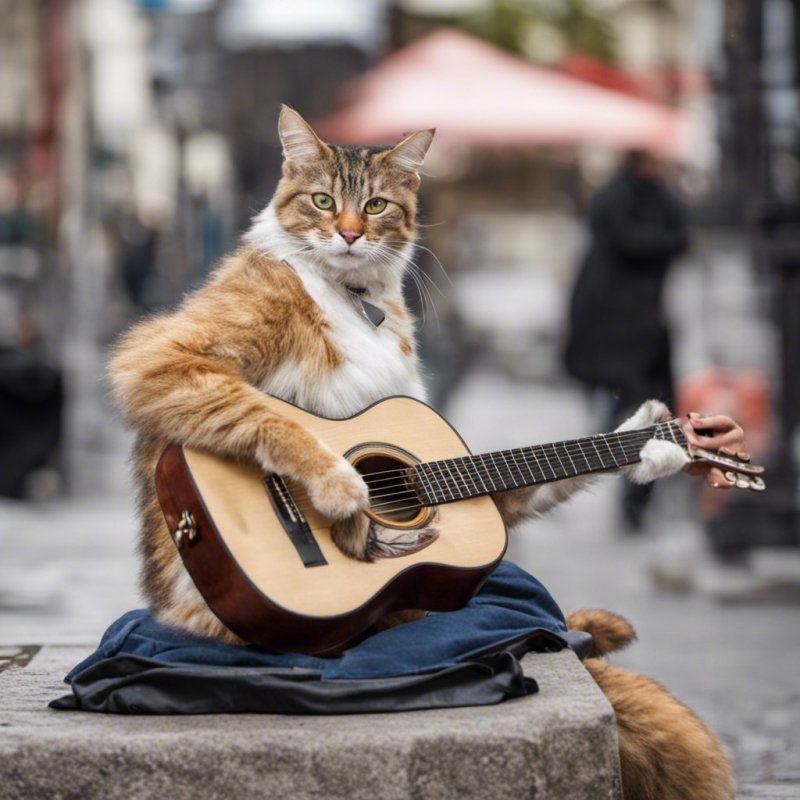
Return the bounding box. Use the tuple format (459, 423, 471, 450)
(0, 0, 798, 557)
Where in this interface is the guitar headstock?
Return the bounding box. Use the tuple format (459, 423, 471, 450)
(687, 444, 766, 492)
(654, 420, 767, 492)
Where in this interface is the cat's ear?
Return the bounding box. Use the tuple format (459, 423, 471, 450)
(384, 128, 435, 173)
(278, 105, 330, 164)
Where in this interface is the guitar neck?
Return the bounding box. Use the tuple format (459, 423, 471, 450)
(413, 419, 687, 506)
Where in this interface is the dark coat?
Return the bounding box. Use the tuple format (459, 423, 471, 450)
(0, 346, 63, 497)
(564, 167, 688, 392)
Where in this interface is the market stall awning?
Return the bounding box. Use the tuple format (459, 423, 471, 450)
(317, 29, 686, 157)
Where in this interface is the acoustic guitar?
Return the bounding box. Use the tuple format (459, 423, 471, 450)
(155, 394, 764, 654)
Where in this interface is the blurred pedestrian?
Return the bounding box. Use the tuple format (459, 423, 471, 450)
(565, 150, 689, 530)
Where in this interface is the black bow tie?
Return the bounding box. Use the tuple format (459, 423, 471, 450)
(345, 286, 385, 328)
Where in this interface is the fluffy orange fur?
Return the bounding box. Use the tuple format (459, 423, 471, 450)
(567, 610, 734, 800)
(112, 251, 359, 640)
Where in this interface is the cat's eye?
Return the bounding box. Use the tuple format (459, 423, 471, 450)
(312, 193, 335, 211)
(364, 197, 388, 215)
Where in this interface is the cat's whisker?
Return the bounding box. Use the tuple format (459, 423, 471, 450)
(403, 262, 438, 325)
(408, 269, 428, 325)
(408, 264, 439, 324)
(378, 243, 446, 314)
(381, 239, 453, 288)
(409, 261, 446, 297)
(407, 242, 453, 287)
(369, 243, 433, 315)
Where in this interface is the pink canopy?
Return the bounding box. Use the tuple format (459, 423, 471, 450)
(317, 29, 684, 157)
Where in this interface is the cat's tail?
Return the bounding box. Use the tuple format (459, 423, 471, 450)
(570, 609, 734, 799)
(566, 609, 637, 658)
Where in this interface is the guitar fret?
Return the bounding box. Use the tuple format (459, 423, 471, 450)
(510, 448, 536, 486)
(550, 443, 569, 477)
(536, 444, 558, 480)
(415, 465, 436, 504)
(588, 436, 607, 470)
(524, 446, 546, 482)
(453, 460, 470, 498)
(441, 459, 463, 500)
(487, 452, 501, 487)
(460, 457, 482, 496)
(439, 461, 459, 501)
(496, 451, 518, 488)
(573, 441, 586, 473)
(469, 457, 492, 493)
(610, 433, 631, 466)
(599, 434, 620, 467)
(529, 448, 546, 482)
(667, 422, 680, 446)
(561, 441, 579, 475)
(428, 462, 451, 502)
(478, 454, 498, 491)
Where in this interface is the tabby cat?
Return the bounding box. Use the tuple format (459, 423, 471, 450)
(109, 106, 733, 800)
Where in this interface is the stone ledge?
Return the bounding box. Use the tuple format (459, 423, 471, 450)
(0, 645, 621, 800)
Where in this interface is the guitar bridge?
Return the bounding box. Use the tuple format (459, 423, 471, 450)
(263, 474, 328, 567)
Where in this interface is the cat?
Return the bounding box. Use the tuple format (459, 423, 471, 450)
(109, 105, 732, 800)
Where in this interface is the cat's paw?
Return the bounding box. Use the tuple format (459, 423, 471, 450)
(615, 399, 672, 432)
(330, 512, 372, 561)
(625, 438, 690, 484)
(307, 457, 370, 520)
(615, 400, 689, 484)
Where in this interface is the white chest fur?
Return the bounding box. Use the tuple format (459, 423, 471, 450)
(259, 263, 425, 418)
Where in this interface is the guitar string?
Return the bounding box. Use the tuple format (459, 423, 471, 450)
(286, 427, 670, 508)
(361, 425, 688, 494)
(365, 431, 674, 513)
(364, 429, 667, 507)
(345, 422, 685, 486)
(288, 426, 685, 515)
(287, 425, 686, 511)
(365, 428, 688, 498)
(309, 446, 647, 517)
(318, 423, 684, 493)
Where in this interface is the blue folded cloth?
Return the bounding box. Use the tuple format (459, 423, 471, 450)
(65, 560, 570, 681)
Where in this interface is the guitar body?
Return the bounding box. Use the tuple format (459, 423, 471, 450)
(155, 395, 507, 654)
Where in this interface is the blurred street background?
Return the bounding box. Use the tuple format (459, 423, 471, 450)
(1, 1, 799, 796)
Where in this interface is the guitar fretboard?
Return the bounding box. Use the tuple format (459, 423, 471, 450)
(413, 420, 686, 506)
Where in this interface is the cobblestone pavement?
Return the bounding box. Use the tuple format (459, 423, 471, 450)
(1, 371, 798, 798)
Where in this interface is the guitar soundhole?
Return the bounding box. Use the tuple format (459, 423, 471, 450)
(348, 445, 433, 530)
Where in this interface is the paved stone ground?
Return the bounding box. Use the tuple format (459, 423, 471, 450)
(1, 371, 798, 798)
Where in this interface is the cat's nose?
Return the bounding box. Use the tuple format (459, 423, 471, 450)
(339, 230, 362, 246)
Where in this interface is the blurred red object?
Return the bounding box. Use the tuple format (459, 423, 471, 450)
(677, 368, 771, 459)
(559, 54, 708, 104)
(559, 54, 651, 99)
(677, 368, 771, 516)
(317, 29, 686, 158)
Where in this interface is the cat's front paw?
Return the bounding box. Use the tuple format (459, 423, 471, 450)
(617, 400, 689, 484)
(306, 457, 369, 520)
(330, 513, 372, 561)
(625, 439, 689, 484)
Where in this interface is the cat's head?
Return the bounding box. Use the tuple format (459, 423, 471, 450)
(251, 106, 434, 284)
